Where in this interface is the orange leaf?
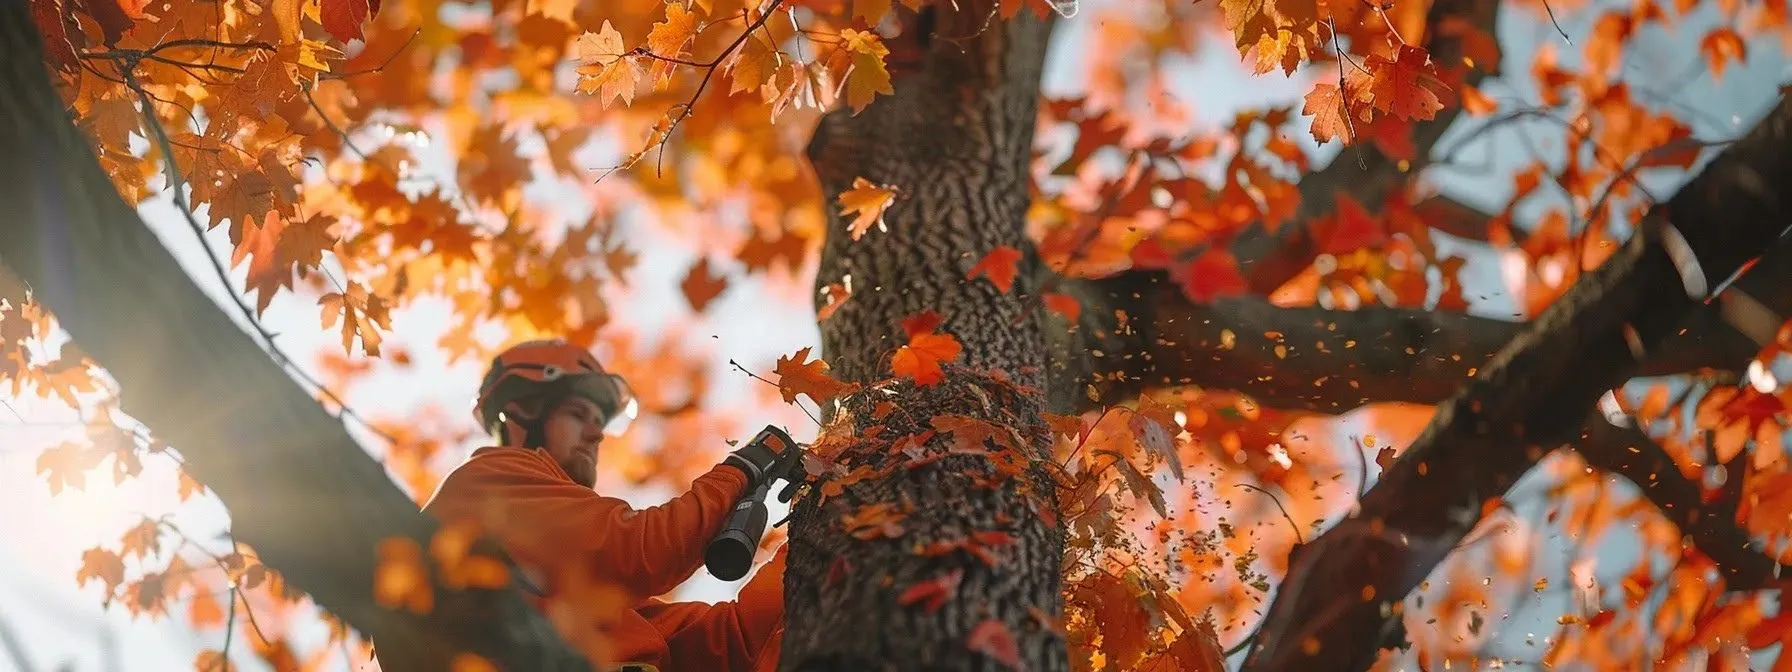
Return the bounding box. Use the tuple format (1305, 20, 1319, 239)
(967, 245, 1024, 293)
(837, 177, 897, 240)
(76, 547, 126, 596)
(318, 281, 391, 357)
(188, 590, 227, 630)
(839, 29, 894, 113)
(679, 257, 730, 313)
(1699, 27, 1748, 82)
(841, 502, 907, 540)
(373, 537, 433, 614)
(1311, 192, 1386, 255)
(966, 619, 1022, 670)
(1172, 248, 1248, 302)
(774, 346, 861, 405)
(1460, 83, 1498, 116)
(119, 517, 162, 559)
(37, 440, 100, 495)
(194, 650, 236, 672)
(1302, 82, 1354, 144)
(818, 282, 852, 320)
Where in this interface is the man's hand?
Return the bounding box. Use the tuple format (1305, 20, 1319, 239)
(724, 425, 803, 493)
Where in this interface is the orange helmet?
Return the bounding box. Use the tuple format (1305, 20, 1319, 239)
(474, 339, 636, 445)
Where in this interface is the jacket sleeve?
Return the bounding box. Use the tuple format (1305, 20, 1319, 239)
(441, 448, 750, 599)
(637, 546, 787, 672)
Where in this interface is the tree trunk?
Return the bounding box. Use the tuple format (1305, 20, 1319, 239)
(780, 3, 1067, 670)
(0, 5, 588, 670)
(1242, 93, 1792, 672)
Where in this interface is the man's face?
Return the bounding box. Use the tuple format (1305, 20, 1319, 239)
(542, 396, 606, 488)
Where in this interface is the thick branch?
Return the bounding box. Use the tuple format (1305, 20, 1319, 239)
(0, 7, 588, 671)
(1241, 93, 1792, 672)
(1230, 0, 1502, 294)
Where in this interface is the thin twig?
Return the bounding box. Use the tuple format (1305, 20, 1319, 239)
(729, 358, 822, 427)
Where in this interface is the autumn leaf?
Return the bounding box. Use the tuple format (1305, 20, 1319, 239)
(1127, 404, 1182, 480)
(575, 21, 642, 108)
(195, 649, 236, 672)
(1096, 448, 1167, 517)
(966, 619, 1022, 670)
(967, 246, 1024, 293)
(37, 441, 100, 495)
(897, 568, 964, 613)
(1311, 192, 1387, 255)
(76, 547, 126, 596)
(774, 346, 860, 405)
(1699, 27, 1747, 82)
(679, 257, 730, 312)
(373, 537, 433, 614)
(818, 282, 852, 320)
(838, 29, 894, 113)
(841, 502, 907, 540)
(1302, 82, 1355, 144)
(1171, 248, 1249, 302)
(892, 311, 962, 386)
(320, 0, 372, 42)
(1367, 45, 1449, 121)
(119, 517, 162, 559)
(1042, 292, 1081, 321)
(838, 177, 897, 240)
(318, 281, 391, 357)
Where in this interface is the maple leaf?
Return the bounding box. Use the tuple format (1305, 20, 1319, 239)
(1367, 45, 1449, 121)
(1312, 192, 1387, 255)
(1127, 400, 1182, 480)
(892, 311, 962, 386)
(646, 1, 700, 88)
(839, 29, 894, 113)
(1096, 448, 1167, 517)
(1171, 248, 1248, 302)
(189, 591, 227, 630)
(897, 568, 964, 613)
(373, 537, 433, 614)
(195, 650, 236, 672)
(728, 35, 783, 97)
(76, 547, 126, 596)
(837, 177, 897, 240)
(119, 517, 162, 559)
(967, 246, 1024, 293)
(37, 440, 99, 495)
(773, 346, 860, 405)
(1302, 82, 1354, 144)
(1070, 571, 1153, 668)
(318, 282, 392, 357)
(679, 257, 730, 312)
(966, 619, 1022, 670)
(1718, 387, 1785, 436)
(320, 0, 372, 42)
(575, 22, 642, 108)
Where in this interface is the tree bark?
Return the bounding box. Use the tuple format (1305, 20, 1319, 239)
(1241, 93, 1792, 672)
(781, 3, 1068, 670)
(0, 5, 589, 670)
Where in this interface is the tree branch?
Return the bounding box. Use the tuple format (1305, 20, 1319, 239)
(1240, 92, 1792, 672)
(0, 6, 591, 670)
(1230, 0, 1503, 294)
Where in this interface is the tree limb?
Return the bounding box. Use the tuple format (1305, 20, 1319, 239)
(0, 6, 590, 670)
(1240, 93, 1792, 672)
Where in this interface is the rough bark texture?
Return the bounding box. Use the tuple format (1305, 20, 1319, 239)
(0, 6, 588, 671)
(781, 3, 1067, 670)
(1242, 93, 1792, 672)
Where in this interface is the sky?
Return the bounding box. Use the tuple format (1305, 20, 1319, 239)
(2, 0, 1789, 670)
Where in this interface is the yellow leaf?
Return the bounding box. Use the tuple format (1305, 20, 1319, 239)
(576, 21, 627, 67)
(728, 35, 782, 97)
(318, 281, 392, 357)
(840, 29, 893, 113)
(836, 177, 897, 240)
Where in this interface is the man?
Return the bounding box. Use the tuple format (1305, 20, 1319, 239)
(421, 339, 794, 672)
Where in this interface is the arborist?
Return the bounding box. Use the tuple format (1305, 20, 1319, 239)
(420, 339, 800, 672)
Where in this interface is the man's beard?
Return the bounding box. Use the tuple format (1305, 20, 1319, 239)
(562, 451, 598, 488)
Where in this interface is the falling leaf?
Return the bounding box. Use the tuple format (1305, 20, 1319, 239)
(679, 257, 730, 313)
(1042, 292, 1081, 321)
(897, 568, 964, 613)
(774, 346, 861, 405)
(892, 311, 963, 386)
(838, 178, 897, 240)
(967, 246, 1024, 293)
(966, 619, 1022, 670)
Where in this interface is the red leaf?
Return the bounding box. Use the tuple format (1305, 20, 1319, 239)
(1171, 249, 1248, 302)
(1367, 45, 1449, 121)
(1312, 192, 1387, 255)
(901, 310, 944, 337)
(1042, 292, 1081, 321)
(966, 619, 1022, 670)
(896, 568, 964, 613)
(321, 0, 373, 42)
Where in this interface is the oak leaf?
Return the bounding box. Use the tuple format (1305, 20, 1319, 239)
(837, 177, 897, 240)
(773, 346, 860, 405)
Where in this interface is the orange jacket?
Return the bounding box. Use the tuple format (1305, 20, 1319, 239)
(422, 446, 786, 672)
